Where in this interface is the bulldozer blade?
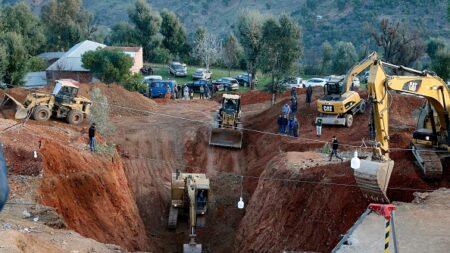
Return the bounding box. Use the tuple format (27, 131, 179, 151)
(183, 243, 202, 253)
(354, 159, 394, 203)
(1, 94, 28, 120)
(209, 128, 243, 149)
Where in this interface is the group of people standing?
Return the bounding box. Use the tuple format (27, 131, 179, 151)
(181, 84, 213, 100)
(277, 87, 299, 137)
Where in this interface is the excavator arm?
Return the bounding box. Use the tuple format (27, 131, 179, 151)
(344, 52, 380, 92)
(355, 56, 450, 203)
(184, 176, 202, 253)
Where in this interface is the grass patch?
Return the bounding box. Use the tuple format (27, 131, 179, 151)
(95, 143, 116, 156)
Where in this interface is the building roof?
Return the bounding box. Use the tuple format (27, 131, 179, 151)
(24, 72, 47, 88)
(38, 52, 65, 61)
(106, 46, 142, 52)
(46, 40, 106, 72)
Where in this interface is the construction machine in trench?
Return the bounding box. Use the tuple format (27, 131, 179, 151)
(168, 170, 210, 253)
(353, 53, 450, 203)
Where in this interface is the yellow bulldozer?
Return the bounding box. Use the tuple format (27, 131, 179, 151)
(168, 170, 210, 253)
(209, 94, 243, 149)
(351, 53, 450, 203)
(1, 80, 91, 125)
(315, 53, 382, 127)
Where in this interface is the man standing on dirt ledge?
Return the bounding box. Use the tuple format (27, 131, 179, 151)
(89, 123, 96, 152)
(329, 136, 343, 162)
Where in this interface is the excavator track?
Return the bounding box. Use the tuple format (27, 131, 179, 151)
(412, 144, 443, 180)
(168, 205, 178, 229)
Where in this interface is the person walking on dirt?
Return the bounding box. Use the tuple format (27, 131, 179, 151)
(277, 114, 283, 134)
(281, 115, 288, 135)
(88, 123, 96, 152)
(291, 97, 298, 116)
(293, 117, 299, 137)
(291, 87, 297, 100)
(183, 85, 189, 100)
(165, 86, 172, 99)
(199, 85, 204, 100)
(282, 103, 290, 117)
(189, 87, 194, 100)
(288, 116, 295, 136)
(329, 136, 343, 162)
(316, 118, 322, 137)
(203, 85, 209, 99)
(306, 85, 313, 106)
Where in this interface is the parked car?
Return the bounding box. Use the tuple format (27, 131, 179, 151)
(140, 66, 153, 76)
(282, 77, 304, 89)
(149, 80, 178, 98)
(352, 77, 360, 88)
(234, 73, 257, 86)
(192, 68, 212, 80)
(362, 71, 369, 83)
(187, 79, 211, 93)
(304, 78, 327, 87)
(168, 62, 187, 77)
(212, 77, 239, 91)
(143, 75, 162, 84)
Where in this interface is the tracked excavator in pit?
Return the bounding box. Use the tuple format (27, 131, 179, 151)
(353, 53, 450, 203)
(168, 170, 210, 253)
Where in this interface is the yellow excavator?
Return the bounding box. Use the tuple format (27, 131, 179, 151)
(209, 94, 243, 148)
(316, 53, 381, 127)
(1, 80, 91, 125)
(168, 170, 210, 253)
(353, 53, 450, 203)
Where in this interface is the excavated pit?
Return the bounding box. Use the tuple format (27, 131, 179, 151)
(1, 85, 448, 252)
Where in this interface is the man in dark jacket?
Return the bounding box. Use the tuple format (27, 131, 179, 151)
(290, 87, 297, 99)
(281, 115, 288, 135)
(0, 145, 9, 211)
(306, 85, 313, 106)
(89, 123, 96, 152)
(277, 115, 283, 134)
(329, 136, 343, 162)
(293, 118, 299, 137)
(291, 97, 298, 115)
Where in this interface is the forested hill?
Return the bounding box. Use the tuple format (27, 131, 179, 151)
(3, 0, 449, 51)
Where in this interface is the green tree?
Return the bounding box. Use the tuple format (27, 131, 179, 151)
(0, 32, 27, 86)
(191, 29, 221, 69)
(89, 88, 115, 136)
(321, 41, 333, 74)
(0, 3, 46, 55)
(41, 0, 95, 51)
(123, 73, 146, 93)
(27, 56, 48, 72)
(81, 49, 133, 84)
(431, 48, 450, 81)
(332, 41, 358, 74)
(222, 33, 242, 76)
(109, 21, 137, 46)
(236, 9, 267, 89)
(160, 9, 189, 60)
(368, 18, 425, 66)
(427, 39, 445, 58)
(259, 15, 302, 102)
(128, 0, 162, 61)
(0, 45, 7, 83)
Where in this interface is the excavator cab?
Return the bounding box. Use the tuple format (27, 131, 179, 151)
(53, 81, 79, 104)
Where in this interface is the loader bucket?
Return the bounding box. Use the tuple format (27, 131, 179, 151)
(209, 128, 243, 149)
(183, 243, 202, 253)
(1, 94, 28, 120)
(354, 159, 394, 203)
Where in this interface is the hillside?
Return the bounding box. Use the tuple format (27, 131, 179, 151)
(3, 0, 449, 51)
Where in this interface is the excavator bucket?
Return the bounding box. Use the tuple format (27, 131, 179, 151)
(209, 128, 243, 149)
(1, 94, 28, 120)
(354, 159, 394, 203)
(183, 243, 202, 253)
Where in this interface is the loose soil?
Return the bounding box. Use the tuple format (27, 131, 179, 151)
(1, 85, 448, 253)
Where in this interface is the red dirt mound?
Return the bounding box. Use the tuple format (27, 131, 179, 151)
(78, 83, 157, 116)
(39, 139, 150, 251)
(234, 153, 369, 253)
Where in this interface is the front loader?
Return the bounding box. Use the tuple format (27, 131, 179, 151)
(209, 94, 243, 149)
(1, 80, 91, 125)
